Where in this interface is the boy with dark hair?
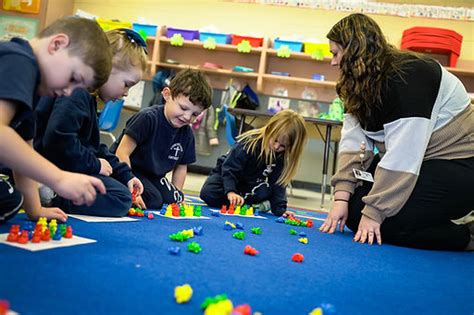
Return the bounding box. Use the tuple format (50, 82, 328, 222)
(112, 69, 213, 209)
(0, 16, 112, 223)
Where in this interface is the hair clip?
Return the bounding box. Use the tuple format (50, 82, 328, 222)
(118, 28, 148, 55)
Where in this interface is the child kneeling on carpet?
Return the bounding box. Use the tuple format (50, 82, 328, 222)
(34, 28, 147, 217)
(0, 17, 110, 223)
(200, 109, 308, 217)
(111, 69, 213, 209)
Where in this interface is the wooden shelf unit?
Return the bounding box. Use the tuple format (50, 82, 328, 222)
(144, 26, 474, 102)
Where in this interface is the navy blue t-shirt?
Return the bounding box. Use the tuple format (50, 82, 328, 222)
(0, 37, 40, 141)
(34, 89, 133, 185)
(111, 105, 196, 178)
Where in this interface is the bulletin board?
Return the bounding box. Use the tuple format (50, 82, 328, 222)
(0, 15, 38, 40)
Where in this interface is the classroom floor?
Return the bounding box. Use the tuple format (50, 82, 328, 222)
(184, 172, 331, 212)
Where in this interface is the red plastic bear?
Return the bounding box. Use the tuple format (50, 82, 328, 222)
(292, 253, 304, 263)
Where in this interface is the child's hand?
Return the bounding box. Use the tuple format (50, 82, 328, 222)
(99, 158, 113, 176)
(209, 138, 219, 146)
(28, 206, 68, 223)
(134, 195, 147, 209)
(54, 172, 106, 206)
(127, 177, 144, 195)
(282, 210, 295, 218)
(227, 192, 244, 206)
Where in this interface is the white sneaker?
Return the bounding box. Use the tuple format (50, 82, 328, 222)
(39, 185, 56, 206)
(254, 200, 271, 213)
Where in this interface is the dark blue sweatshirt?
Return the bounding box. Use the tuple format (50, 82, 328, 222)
(212, 140, 287, 215)
(0, 38, 39, 173)
(34, 89, 133, 185)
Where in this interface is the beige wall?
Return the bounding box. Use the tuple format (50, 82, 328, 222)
(74, 0, 473, 64)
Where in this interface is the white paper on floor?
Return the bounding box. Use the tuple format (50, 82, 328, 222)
(209, 209, 267, 219)
(153, 212, 211, 220)
(68, 214, 138, 222)
(0, 234, 96, 252)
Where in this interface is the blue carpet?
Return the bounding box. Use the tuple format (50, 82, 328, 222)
(0, 201, 472, 315)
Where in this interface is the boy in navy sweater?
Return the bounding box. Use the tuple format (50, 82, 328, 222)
(35, 29, 147, 217)
(112, 69, 212, 209)
(0, 17, 111, 223)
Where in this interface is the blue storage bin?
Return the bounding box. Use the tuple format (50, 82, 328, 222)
(132, 23, 158, 37)
(274, 38, 303, 52)
(199, 32, 231, 44)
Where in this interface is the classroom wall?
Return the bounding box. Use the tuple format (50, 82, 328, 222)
(79, 0, 473, 188)
(74, 0, 473, 62)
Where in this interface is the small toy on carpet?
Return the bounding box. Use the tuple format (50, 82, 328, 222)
(232, 231, 245, 240)
(250, 227, 261, 235)
(219, 204, 257, 217)
(201, 294, 233, 315)
(127, 207, 154, 219)
(292, 253, 304, 263)
(187, 241, 202, 253)
(0, 300, 10, 315)
(160, 203, 203, 217)
(243, 245, 259, 256)
(174, 284, 193, 303)
(6, 218, 73, 244)
(276, 214, 313, 228)
(298, 237, 309, 244)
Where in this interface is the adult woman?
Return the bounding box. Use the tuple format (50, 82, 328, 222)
(319, 13, 474, 251)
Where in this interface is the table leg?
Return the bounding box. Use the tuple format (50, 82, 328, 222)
(238, 114, 246, 135)
(321, 125, 332, 208)
(331, 141, 339, 196)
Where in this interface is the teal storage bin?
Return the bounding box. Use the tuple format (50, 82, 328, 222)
(274, 38, 303, 52)
(200, 32, 231, 44)
(132, 23, 158, 37)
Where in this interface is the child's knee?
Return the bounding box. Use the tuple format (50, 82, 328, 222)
(0, 188, 23, 222)
(199, 186, 210, 203)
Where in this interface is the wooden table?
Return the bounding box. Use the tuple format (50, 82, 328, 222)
(229, 108, 342, 207)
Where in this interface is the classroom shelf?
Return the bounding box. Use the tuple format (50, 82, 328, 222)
(143, 26, 474, 101)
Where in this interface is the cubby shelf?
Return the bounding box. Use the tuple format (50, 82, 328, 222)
(144, 26, 474, 102)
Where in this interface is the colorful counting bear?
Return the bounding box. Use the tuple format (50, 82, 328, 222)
(201, 294, 233, 315)
(168, 246, 181, 255)
(219, 204, 255, 216)
(174, 284, 193, 303)
(224, 221, 236, 230)
(164, 203, 202, 217)
(298, 237, 308, 244)
(53, 228, 62, 241)
(169, 232, 190, 242)
(292, 253, 304, 263)
(193, 226, 203, 236)
(6, 219, 73, 244)
(128, 207, 145, 217)
(233, 304, 252, 315)
(276, 215, 314, 228)
(232, 231, 245, 240)
(187, 242, 202, 253)
(250, 227, 261, 235)
(243, 245, 259, 256)
(181, 229, 194, 238)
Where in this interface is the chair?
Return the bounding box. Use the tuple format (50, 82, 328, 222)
(223, 105, 237, 146)
(98, 99, 124, 145)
